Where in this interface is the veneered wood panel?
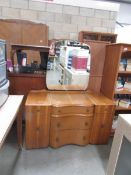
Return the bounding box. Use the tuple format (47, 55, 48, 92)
(85, 40, 109, 93)
(8, 73, 46, 95)
(90, 113, 114, 144)
(22, 23, 48, 46)
(0, 20, 22, 58)
(25, 106, 50, 149)
(88, 76, 102, 93)
(87, 40, 109, 76)
(101, 44, 122, 99)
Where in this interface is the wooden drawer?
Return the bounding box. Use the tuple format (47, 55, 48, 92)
(52, 106, 93, 115)
(95, 105, 114, 114)
(51, 116, 93, 130)
(50, 129, 90, 148)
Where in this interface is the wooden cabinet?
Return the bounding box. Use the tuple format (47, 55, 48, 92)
(79, 31, 117, 43)
(25, 91, 51, 149)
(8, 72, 46, 95)
(101, 43, 131, 112)
(0, 19, 48, 63)
(100, 44, 131, 134)
(25, 90, 115, 149)
(90, 106, 114, 144)
(87, 91, 115, 144)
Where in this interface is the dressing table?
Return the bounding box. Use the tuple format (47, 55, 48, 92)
(25, 40, 115, 149)
(25, 90, 115, 149)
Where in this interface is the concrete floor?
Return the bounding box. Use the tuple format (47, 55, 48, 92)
(0, 127, 112, 175)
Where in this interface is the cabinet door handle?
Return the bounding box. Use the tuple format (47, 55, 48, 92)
(86, 109, 89, 112)
(101, 124, 105, 128)
(85, 122, 88, 126)
(104, 109, 108, 112)
(83, 136, 86, 140)
(36, 127, 40, 132)
(57, 123, 61, 128)
(56, 137, 59, 142)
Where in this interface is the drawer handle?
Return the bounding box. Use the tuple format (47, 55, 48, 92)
(104, 109, 108, 112)
(101, 124, 105, 128)
(56, 137, 59, 142)
(36, 109, 40, 112)
(36, 128, 40, 132)
(57, 123, 61, 128)
(83, 136, 86, 140)
(85, 122, 88, 126)
(58, 110, 61, 113)
(86, 109, 89, 112)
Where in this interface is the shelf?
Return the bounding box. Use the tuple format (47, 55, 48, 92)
(118, 71, 131, 75)
(121, 51, 131, 58)
(115, 89, 131, 94)
(116, 106, 131, 111)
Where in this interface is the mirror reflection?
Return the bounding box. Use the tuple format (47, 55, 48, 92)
(46, 40, 91, 90)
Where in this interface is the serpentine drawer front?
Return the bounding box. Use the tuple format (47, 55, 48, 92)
(51, 116, 93, 130)
(52, 106, 94, 115)
(50, 130, 91, 148)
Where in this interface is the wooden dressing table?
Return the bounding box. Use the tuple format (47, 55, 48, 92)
(25, 90, 115, 149)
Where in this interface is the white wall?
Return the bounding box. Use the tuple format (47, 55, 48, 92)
(0, 0, 119, 40)
(117, 2, 131, 24)
(115, 2, 131, 43)
(34, 0, 120, 11)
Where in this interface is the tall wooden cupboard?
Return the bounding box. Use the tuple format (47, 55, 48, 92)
(101, 43, 131, 112)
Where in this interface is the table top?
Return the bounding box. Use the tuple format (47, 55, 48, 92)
(0, 95, 24, 149)
(106, 114, 131, 174)
(11, 44, 50, 52)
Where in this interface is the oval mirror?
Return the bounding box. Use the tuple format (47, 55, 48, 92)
(46, 40, 91, 90)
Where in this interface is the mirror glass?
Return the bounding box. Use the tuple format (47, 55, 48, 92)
(46, 40, 91, 90)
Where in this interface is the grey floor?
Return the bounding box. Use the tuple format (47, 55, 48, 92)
(0, 126, 112, 175)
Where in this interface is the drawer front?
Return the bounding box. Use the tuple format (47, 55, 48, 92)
(52, 106, 93, 115)
(51, 116, 93, 130)
(95, 105, 115, 114)
(50, 129, 90, 148)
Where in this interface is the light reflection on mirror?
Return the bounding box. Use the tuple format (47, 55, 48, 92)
(46, 40, 91, 90)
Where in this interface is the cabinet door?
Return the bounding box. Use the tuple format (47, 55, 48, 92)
(21, 22, 48, 64)
(25, 106, 50, 149)
(22, 23, 48, 46)
(90, 113, 114, 144)
(0, 20, 22, 59)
